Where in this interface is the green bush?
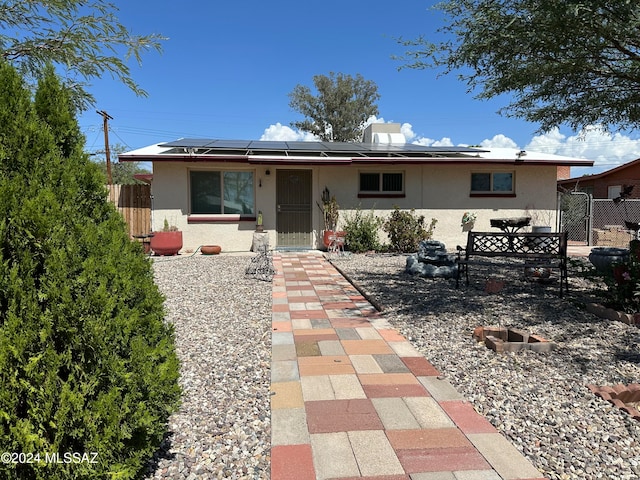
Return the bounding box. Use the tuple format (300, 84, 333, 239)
(383, 207, 437, 253)
(343, 207, 383, 252)
(0, 63, 181, 479)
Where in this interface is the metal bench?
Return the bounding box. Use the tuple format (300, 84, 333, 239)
(455, 231, 569, 297)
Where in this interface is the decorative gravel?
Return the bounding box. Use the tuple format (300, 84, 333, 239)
(146, 254, 271, 480)
(332, 253, 640, 480)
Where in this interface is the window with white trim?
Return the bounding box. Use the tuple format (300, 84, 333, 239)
(470, 171, 514, 194)
(359, 172, 404, 194)
(607, 185, 621, 199)
(190, 170, 255, 214)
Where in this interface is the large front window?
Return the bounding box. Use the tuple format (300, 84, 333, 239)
(190, 170, 255, 214)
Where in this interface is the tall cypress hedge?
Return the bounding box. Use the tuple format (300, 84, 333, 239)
(0, 62, 181, 479)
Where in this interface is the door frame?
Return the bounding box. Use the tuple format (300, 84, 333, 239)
(275, 169, 313, 248)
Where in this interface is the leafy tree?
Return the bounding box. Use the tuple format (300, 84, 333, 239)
(0, 62, 180, 479)
(0, 0, 165, 109)
(92, 144, 151, 184)
(289, 72, 380, 141)
(398, 1, 640, 132)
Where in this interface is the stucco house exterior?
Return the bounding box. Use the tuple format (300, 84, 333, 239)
(119, 124, 593, 253)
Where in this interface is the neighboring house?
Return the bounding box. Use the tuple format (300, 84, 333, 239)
(557, 157, 640, 199)
(119, 124, 593, 253)
(558, 158, 640, 247)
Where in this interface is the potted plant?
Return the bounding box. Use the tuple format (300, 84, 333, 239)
(318, 187, 340, 248)
(461, 211, 477, 232)
(150, 218, 183, 256)
(255, 210, 264, 232)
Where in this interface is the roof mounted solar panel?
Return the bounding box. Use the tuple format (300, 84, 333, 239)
(285, 142, 331, 151)
(210, 140, 252, 149)
(323, 142, 368, 152)
(159, 138, 218, 148)
(248, 141, 288, 150)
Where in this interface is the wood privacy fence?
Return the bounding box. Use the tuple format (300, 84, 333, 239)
(107, 184, 152, 237)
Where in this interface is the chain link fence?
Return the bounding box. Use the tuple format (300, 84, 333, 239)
(591, 199, 640, 246)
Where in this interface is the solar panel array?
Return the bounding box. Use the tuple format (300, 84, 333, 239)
(159, 139, 485, 157)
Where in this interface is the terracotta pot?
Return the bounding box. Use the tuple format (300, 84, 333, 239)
(150, 231, 183, 256)
(323, 230, 335, 248)
(201, 245, 222, 255)
(323, 230, 346, 249)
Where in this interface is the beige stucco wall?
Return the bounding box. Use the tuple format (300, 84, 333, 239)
(152, 162, 559, 253)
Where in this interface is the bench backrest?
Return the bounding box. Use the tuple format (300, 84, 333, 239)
(464, 231, 567, 258)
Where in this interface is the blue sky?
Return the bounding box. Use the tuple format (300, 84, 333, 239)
(78, 1, 640, 177)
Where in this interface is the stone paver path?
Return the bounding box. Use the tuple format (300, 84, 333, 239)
(270, 253, 548, 480)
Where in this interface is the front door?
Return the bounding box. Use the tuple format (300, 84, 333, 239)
(276, 169, 312, 248)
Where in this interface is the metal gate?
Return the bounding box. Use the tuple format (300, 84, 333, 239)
(558, 191, 590, 244)
(276, 169, 312, 248)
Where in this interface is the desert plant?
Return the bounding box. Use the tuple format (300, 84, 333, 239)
(0, 62, 181, 480)
(162, 218, 179, 232)
(383, 207, 437, 253)
(343, 207, 383, 252)
(318, 187, 339, 231)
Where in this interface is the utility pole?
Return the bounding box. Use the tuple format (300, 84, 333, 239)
(96, 110, 114, 184)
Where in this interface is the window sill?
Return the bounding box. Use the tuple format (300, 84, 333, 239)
(357, 193, 406, 199)
(469, 193, 516, 198)
(188, 215, 256, 223)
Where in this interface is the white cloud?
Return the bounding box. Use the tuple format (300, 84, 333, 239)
(400, 123, 416, 141)
(480, 134, 519, 149)
(524, 126, 640, 172)
(260, 119, 640, 176)
(411, 136, 454, 147)
(260, 123, 318, 141)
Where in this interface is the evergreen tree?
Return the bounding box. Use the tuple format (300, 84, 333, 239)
(0, 61, 181, 480)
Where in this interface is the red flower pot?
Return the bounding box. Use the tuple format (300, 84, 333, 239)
(150, 231, 183, 256)
(201, 245, 222, 255)
(323, 230, 346, 248)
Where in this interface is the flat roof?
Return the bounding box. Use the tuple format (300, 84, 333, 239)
(119, 138, 595, 167)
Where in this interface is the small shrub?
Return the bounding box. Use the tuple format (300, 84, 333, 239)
(343, 207, 383, 252)
(383, 207, 437, 253)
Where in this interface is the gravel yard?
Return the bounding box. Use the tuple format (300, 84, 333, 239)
(332, 253, 640, 480)
(147, 255, 271, 480)
(143, 250, 640, 480)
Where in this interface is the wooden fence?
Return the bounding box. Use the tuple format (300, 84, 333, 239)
(107, 184, 152, 237)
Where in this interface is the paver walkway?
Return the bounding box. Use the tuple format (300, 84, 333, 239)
(270, 252, 548, 480)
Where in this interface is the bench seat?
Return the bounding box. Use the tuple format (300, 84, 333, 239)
(455, 231, 568, 297)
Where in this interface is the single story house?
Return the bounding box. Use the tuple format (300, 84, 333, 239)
(558, 158, 640, 247)
(558, 157, 640, 199)
(119, 124, 594, 253)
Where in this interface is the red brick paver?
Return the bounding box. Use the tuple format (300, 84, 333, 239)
(270, 253, 547, 480)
